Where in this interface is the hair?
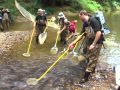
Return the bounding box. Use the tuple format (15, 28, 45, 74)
(79, 10, 92, 16)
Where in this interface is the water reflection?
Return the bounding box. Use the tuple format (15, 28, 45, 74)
(104, 12, 120, 67)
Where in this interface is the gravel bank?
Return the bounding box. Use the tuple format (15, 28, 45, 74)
(0, 31, 31, 55)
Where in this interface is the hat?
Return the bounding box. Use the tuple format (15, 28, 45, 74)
(37, 9, 44, 13)
(6, 9, 10, 12)
(42, 9, 45, 12)
(58, 12, 64, 16)
(58, 12, 65, 18)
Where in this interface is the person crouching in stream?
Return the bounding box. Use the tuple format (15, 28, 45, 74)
(67, 20, 77, 41)
(35, 9, 47, 44)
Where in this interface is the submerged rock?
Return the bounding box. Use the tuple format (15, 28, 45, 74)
(13, 81, 27, 89)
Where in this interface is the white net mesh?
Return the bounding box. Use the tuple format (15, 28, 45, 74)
(15, 0, 35, 22)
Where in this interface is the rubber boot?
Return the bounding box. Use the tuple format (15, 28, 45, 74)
(79, 71, 91, 83)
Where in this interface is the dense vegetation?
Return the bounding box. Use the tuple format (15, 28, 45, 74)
(0, 0, 120, 16)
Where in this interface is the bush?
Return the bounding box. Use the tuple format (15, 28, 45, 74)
(44, 7, 57, 15)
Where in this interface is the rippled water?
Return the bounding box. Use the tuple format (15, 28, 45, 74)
(104, 12, 120, 67)
(0, 12, 120, 90)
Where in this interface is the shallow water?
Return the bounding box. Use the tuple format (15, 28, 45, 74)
(104, 12, 120, 67)
(0, 12, 120, 89)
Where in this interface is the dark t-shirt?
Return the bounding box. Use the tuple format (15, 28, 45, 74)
(89, 17, 101, 32)
(81, 16, 104, 44)
(81, 17, 101, 33)
(81, 21, 88, 34)
(35, 15, 47, 26)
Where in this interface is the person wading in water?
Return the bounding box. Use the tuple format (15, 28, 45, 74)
(69, 10, 105, 83)
(35, 9, 47, 44)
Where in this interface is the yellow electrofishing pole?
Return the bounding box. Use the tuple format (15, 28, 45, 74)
(22, 22, 36, 57)
(22, 19, 54, 57)
(26, 33, 85, 85)
(26, 48, 69, 85)
(50, 23, 60, 54)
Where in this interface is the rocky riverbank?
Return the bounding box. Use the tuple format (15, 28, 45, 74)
(0, 31, 31, 58)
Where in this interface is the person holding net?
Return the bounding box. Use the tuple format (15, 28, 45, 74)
(69, 10, 105, 83)
(35, 9, 47, 44)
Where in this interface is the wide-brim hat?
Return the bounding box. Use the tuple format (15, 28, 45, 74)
(6, 9, 10, 12)
(58, 15, 65, 18)
(37, 9, 44, 13)
(42, 9, 45, 12)
(58, 12, 65, 18)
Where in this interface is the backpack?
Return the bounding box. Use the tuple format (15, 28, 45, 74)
(69, 21, 76, 33)
(94, 11, 110, 35)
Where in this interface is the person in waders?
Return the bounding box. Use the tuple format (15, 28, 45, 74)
(69, 10, 105, 83)
(2, 9, 9, 30)
(35, 9, 47, 44)
(58, 12, 66, 30)
(59, 18, 69, 46)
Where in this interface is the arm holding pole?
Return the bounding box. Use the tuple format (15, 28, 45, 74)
(69, 32, 85, 49)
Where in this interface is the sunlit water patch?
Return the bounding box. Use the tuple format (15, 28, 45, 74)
(104, 34, 120, 67)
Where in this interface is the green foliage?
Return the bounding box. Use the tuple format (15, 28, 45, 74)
(108, 0, 117, 11)
(0, 0, 120, 17)
(76, 0, 103, 12)
(44, 7, 57, 15)
(0, 0, 19, 16)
